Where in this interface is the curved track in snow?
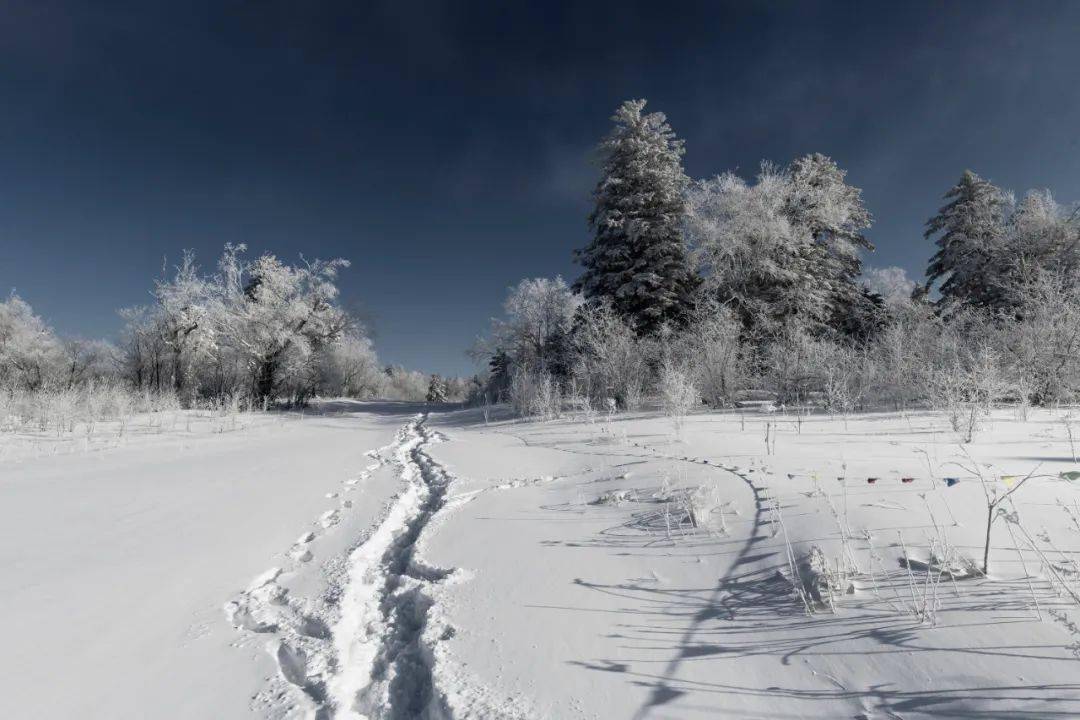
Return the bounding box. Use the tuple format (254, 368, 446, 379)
(226, 414, 459, 719)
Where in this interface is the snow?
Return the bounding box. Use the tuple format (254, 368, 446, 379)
(5, 400, 1080, 718)
(422, 406, 1080, 719)
(0, 401, 421, 718)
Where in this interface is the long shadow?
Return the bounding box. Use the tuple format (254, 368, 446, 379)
(625, 447, 771, 719)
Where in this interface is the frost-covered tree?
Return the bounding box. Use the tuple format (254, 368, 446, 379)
(125, 244, 359, 405)
(496, 276, 581, 375)
(993, 190, 1080, 313)
(570, 301, 653, 409)
(0, 294, 61, 390)
(574, 99, 698, 334)
(668, 300, 748, 407)
(426, 374, 448, 403)
(786, 153, 874, 332)
(383, 365, 429, 401)
(153, 250, 218, 400)
(117, 305, 168, 392)
(686, 167, 810, 334)
(58, 338, 115, 389)
(1001, 270, 1080, 404)
(473, 276, 582, 404)
(321, 332, 383, 398)
(686, 155, 871, 338)
(221, 251, 351, 402)
(924, 170, 1011, 314)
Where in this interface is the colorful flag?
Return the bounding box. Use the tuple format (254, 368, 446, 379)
(944, 477, 960, 487)
(1061, 471, 1080, 482)
(1002, 475, 1018, 488)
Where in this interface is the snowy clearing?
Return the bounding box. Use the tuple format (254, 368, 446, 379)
(421, 405, 1080, 719)
(0, 401, 423, 718)
(6, 401, 1080, 719)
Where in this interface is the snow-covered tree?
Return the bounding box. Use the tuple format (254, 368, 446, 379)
(1002, 270, 1080, 404)
(426, 374, 448, 403)
(786, 153, 874, 331)
(574, 99, 698, 334)
(570, 301, 653, 409)
(383, 365, 429, 401)
(994, 190, 1080, 313)
(222, 252, 351, 402)
(153, 250, 218, 400)
(496, 276, 581, 375)
(924, 170, 1011, 314)
(685, 155, 871, 337)
(321, 332, 383, 398)
(125, 244, 360, 405)
(58, 338, 116, 389)
(0, 294, 61, 390)
(668, 301, 748, 407)
(686, 167, 811, 334)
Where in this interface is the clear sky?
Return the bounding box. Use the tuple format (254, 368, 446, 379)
(2, 1, 1079, 375)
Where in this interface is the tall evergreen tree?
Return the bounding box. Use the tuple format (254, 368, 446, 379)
(574, 99, 698, 334)
(924, 170, 1010, 314)
(784, 153, 873, 334)
(426, 373, 448, 403)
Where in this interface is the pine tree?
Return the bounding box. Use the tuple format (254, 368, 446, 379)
(487, 348, 511, 399)
(574, 99, 698, 334)
(426, 373, 448, 403)
(925, 170, 1010, 314)
(784, 153, 873, 334)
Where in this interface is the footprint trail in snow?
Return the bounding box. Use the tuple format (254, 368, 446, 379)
(224, 414, 460, 719)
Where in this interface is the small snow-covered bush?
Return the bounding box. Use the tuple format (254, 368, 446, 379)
(571, 303, 651, 411)
(659, 360, 697, 438)
(509, 367, 561, 419)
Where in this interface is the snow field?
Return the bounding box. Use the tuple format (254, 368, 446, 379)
(420, 406, 1080, 719)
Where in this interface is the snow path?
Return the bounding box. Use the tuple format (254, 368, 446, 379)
(1, 401, 419, 719)
(227, 414, 459, 719)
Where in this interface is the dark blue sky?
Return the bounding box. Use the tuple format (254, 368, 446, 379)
(2, 1, 1079, 375)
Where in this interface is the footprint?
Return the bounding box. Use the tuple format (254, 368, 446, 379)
(319, 510, 339, 528)
(276, 641, 309, 688)
(296, 531, 315, 544)
(249, 567, 282, 590)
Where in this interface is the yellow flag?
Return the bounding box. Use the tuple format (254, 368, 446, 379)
(1002, 475, 1018, 488)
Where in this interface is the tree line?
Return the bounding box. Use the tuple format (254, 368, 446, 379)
(1, 244, 473, 431)
(476, 99, 1080, 426)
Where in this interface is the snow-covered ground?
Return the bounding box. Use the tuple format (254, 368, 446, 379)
(0, 401, 425, 718)
(422, 406, 1080, 719)
(5, 401, 1080, 719)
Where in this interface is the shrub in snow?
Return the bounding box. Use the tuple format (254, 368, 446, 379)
(508, 366, 561, 420)
(668, 302, 748, 407)
(570, 302, 651, 410)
